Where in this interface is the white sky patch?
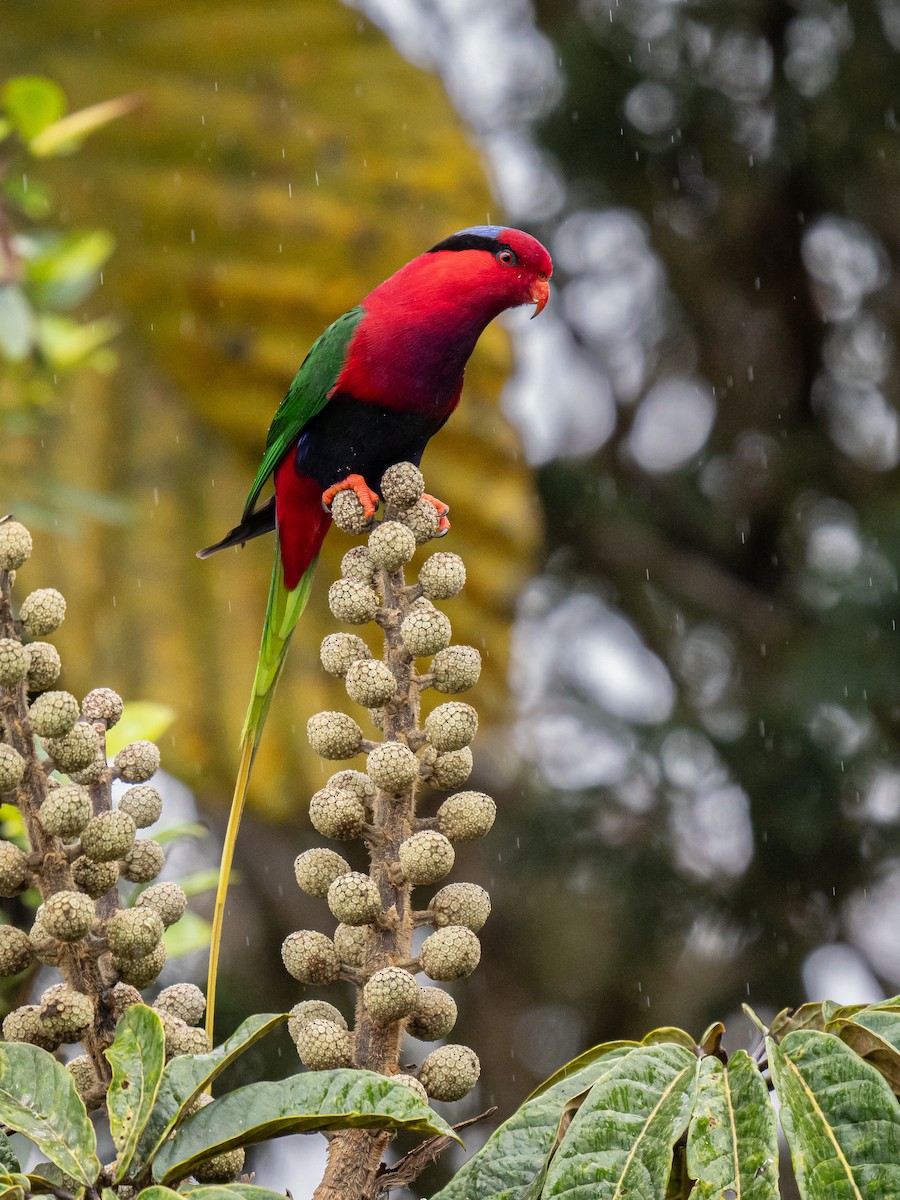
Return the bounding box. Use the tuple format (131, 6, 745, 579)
(628, 376, 716, 472)
(502, 308, 616, 463)
(802, 943, 883, 1005)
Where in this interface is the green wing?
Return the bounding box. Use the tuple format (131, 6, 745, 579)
(241, 305, 365, 519)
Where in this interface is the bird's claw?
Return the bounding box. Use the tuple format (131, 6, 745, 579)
(422, 493, 451, 537)
(322, 474, 380, 518)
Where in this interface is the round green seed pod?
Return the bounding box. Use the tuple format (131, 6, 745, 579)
(381, 462, 424, 508)
(363, 967, 419, 1024)
(0, 924, 33, 975)
(0, 745, 26, 793)
(69, 757, 106, 786)
(154, 982, 206, 1025)
(398, 831, 455, 886)
(421, 925, 481, 981)
(331, 488, 373, 534)
(294, 848, 351, 898)
(306, 711, 364, 760)
(367, 521, 416, 571)
(3, 1004, 57, 1049)
(281, 930, 341, 984)
(114, 740, 161, 783)
(81, 810, 136, 863)
(419, 1044, 481, 1102)
(28, 691, 79, 738)
(392, 1073, 429, 1103)
(20, 588, 66, 637)
(67, 1055, 103, 1106)
(26, 642, 61, 690)
(333, 922, 368, 967)
(136, 881, 188, 926)
(81, 688, 124, 727)
(368, 707, 384, 731)
(0, 638, 29, 687)
(340, 545, 377, 585)
(344, 659, 397, 708)
(437, 791, 496, 842)
(119, 838, 166, 883)
(72, 855, 119, 898)
(41, 890, 95, 942)
(114, 938, 166, 989)
(294, 1018, 354, 1070)
(44, 722, 100, 773)
(29, 912, 61, 965)
(326, 769, 375, 805)
(320, 632, 372, 677)
(119, 785, 163, 829)
(192, 1147, 245, 1185)
(0, 521, 32, 570)
(328, 579, 379, 625)
(159, 1012, 211, 1057)
(429, 883, 491, 932)
(418, 551, 466, 600)
(309, 787, 367, 840)
(366, 741, 418, 793)
(0, 842, 30, 895)
(401, 604, 452, 658)
(429, 747, 473, 790)
(109, 982, 143, 1021)
(326, 871, 381, 926)
(431, 645, 482, 694)
(39, 784, 92, 839)
(288, 1000, 347, 1043)
(407, 986, 458, 1041)
(39, 985, 94, 1041)
(106, 907, 163, 961)
(396, 499, 440, 544)
(424, 702, 478, 753)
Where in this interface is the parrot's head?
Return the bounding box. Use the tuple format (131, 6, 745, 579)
(427, 225, 553, 318)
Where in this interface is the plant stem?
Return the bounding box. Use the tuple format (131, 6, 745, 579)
(314, 555, 422, 1198)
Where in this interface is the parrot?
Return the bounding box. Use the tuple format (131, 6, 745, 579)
(198, 225, 552, 1037)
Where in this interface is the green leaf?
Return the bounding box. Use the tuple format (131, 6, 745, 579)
(768, 1029, 900, 1198)
(526, 1040, 639, 1101)
(686, 1051, 779, 1199)
(542, 1043, 699, 1200)
(133, 1013, 286, 1173)
(152, 822, 208, 846)
(0, 1170, 31, 1200)
(642, 1027, 697, 1051)
(163, 911, 211, 958)
(35, 313, 120, 369)
(137, 1188, 288, 1200)
(431, 1047, 643, 1200)
(829, 1005, 900, 1093)
(0, 1133, 19, 1174)
(0, 286, 35, 361)
(177, 869, 228, 898)
(0, 1042, 100, 1185)
(185, 1188, 297, 1200)
(106, 702, 177, 758)
(2, 174, 53, 220)
(25, 230, 115, 308)
(28, 93, 138, 157)
(153, 1070, 458, 1183)
(105, 1005, 166, 1182)
(1, 77, 65, 140)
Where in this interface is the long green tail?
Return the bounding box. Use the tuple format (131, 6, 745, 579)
(205, 544, 317, 1041)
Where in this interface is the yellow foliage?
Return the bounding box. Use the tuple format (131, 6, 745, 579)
(1, 0, 541, 817)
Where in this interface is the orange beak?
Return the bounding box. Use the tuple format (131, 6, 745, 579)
(530, 276, 550, 318)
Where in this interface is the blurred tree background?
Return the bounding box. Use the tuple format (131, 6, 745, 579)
(3, 0, 900, 1194)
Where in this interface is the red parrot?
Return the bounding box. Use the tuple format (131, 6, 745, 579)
(199, 226, 552, 1034)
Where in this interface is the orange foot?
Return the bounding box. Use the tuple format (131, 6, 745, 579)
(322, 474, 380, 518)
(422, 493, 451, 536)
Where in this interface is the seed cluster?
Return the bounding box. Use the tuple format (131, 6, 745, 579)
(0, 519, 196, 1114)
(284, 465, 493, 1104)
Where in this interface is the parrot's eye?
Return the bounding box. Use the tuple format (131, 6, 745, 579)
(496, 247, 518, 266)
